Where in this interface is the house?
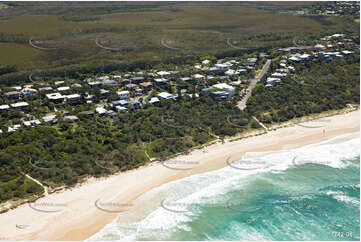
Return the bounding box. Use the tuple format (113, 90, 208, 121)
(135, 88, 143, 95)
(225, 69, 240, 76)
(154, 78, 169, 86)
(88, 81, 102, 88)
(157, 92, 175, 100)
(84, 93, 95, 103)
(39, 87, 53, 92)
(271, 72, 287, 78)
(8, 124, 21, 133)
(23, 119, 41, 127)
(117, 90, 130, 99)
(100, 89, 110, 98)
(342, 50, 353, 55)
(63, 115, 79, 122)
(125, 83, 139, 90)
(267, 77, 281, 84)
(11, 86, 22, 91)
(72, 83, 82, 88)
(10, 102, 29, 109)
(215, 63, 230, 70)
(129, 100, 142, 109)
(245, 58, 258, 67)
(147, 97, 160, 105)
(96, 107, 107, 116)
(157, 71, 170, 77)
(115, 106, 128, 112)
(193, 74, 205, 80)
(42, 114, 57, 124)
(112, 100, 128, 107)
(21, 88, 38, 97)
(97, 76, 109, 81)
(54, 81, 65, 86)
(0, 104, 10, 111)
(57, 86, 70, 92)
(139, 82, 153, 91)
(5, 91, 20, 99)
(202, 59, 210, 65)
(180, 77, 192, 82)
(102, 80, 118, 87)
(131, 77, 145, 84)
(209, 91, 229, 101)
(122, 79, 131, 85)
(46, 93, 64, 104)
(212, 83, 235, 98)
(65, 94, 82, 104)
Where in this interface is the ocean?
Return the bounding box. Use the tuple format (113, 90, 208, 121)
(87, 132, 360, 241)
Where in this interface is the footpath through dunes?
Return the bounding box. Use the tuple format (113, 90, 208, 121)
(238, 59, 272, 110)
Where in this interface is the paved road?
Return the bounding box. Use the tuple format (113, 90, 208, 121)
(237, 59, 272, 110)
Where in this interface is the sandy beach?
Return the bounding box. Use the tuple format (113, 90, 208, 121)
(0, 109, 359, 241)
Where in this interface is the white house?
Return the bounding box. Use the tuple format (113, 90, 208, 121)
(157, 71, 171, 77)
(10, 102, 29, 109)
(117, 90, 130, 99)
(212, 83, 235, 97)
(215, 63, 230, 70)
(57, 86, 70, 92)
(21, 88, 38, 97)
(157, 92, 174, 100)
(23, 119, 41, 127)
(96, 107, 107, 115)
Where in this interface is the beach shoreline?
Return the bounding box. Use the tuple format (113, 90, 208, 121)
(0, 109, 359, 241)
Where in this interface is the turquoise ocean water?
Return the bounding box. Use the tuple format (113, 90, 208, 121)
(88, 132, 360, 241)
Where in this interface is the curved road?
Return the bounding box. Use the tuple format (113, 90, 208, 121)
(237, 59, 271, 110)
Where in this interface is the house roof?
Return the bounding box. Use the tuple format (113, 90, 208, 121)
(10, 102, 29, 108)
(46, 93, 64, 100)
(157, 92, 174, 99)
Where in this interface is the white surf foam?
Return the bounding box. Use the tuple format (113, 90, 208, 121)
(87, 132, 360, 241)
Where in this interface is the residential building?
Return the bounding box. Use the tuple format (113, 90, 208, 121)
(21, 88, 38, 97)
(157, 92, 175, 100)
(5, 91, 20, 99)
(65, 94, 82, 104)
(154, 78, 169, 86)
(42, 114, 57, 124)
(117, 90, 130, 99)
(46, 93, 64, 104)
(57, 86, 70, 92)
(23, 119, 41, 127)
(0, 104, 10, 111)
(10, 102, 29, 109)
(212, 83, 235, 97)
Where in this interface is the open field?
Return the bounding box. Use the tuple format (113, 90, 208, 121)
(0, 2, 357, 73)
